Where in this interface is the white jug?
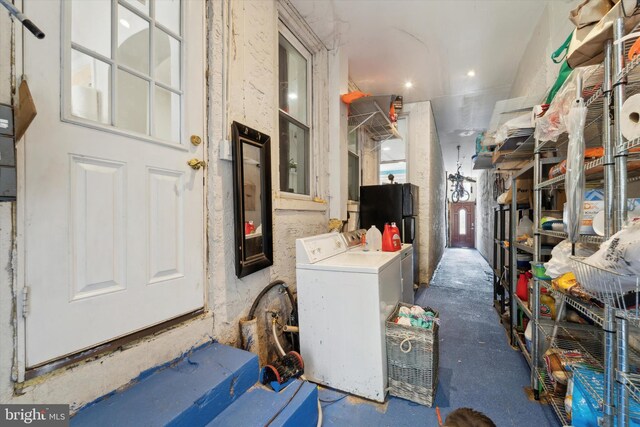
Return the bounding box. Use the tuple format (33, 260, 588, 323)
(365, 225, 382, 251)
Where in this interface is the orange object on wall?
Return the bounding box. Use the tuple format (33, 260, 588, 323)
(340, 91, 371, 105)
(584, 147, 604, 158)
(629, 37, 640, 62)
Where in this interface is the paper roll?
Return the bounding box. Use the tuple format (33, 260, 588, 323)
(621, 93, 640, 141)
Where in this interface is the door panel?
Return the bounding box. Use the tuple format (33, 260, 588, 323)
(23, 0, 205, 367)
(450, 202, 476, 248)
(70, 155, 127, 301)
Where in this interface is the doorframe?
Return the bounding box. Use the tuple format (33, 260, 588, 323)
(13, 0, 209, 382)
(449, 201, 476, 248)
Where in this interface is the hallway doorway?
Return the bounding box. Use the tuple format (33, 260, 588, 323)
(449, 202, 475, 248)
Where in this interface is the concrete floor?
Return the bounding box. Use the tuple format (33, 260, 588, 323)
(320, 248, 558, 426)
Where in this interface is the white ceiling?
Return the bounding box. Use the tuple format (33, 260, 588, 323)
(290, 0, 549, 177)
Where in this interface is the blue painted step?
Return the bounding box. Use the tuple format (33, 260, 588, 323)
(207, 379, 318, 427)
(72, 342, 259, 427)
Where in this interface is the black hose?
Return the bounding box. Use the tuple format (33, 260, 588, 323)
(247, 280, 297, 321)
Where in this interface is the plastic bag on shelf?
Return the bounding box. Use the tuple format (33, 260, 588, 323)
(565, 98, 587, 243)
(534, 65, 599, 143)
(544, 239, 597, 278)
(494, 113, 534, 144)
(585, 219, 640, 276)
(517, 215, 534, 238)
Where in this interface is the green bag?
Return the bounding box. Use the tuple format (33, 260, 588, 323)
(545, 33, 574, 104)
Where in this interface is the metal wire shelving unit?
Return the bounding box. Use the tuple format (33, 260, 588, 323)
(519, 15, 640, 426)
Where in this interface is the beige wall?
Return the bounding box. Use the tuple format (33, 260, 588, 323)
(406, 101, 446, 284)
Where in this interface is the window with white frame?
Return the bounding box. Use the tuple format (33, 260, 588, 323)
(379, 117, 408, 184)
(278, 26, 312, 195)
(348, 129, 360, 201)
(66, 0, 182, 143)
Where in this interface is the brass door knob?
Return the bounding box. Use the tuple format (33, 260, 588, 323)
(188, 159, 206, 170)
(190, 135, 202, 146)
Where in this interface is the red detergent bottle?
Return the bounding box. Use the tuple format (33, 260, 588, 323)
(382, 223, 394, 252)
(390, 222, 401, 251)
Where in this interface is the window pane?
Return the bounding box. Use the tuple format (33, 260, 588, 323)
(155, 0, 181, 35)
(153, 86, 180, 142)
(459, 209, 467, 235)
(154, 29, 180, 88)
(71, 0, 111, 57)
(116, 70, 149, 134)
(118, 5, 150, 75)
(279, 116, 309, 195)
(278, 34, 307, 124)
(71, 50, 111, 124)
(122, 0, 149, 15)
(379, 161, 406, 184)
(348, 152, 359, 201)
(348, 128, 358, 153)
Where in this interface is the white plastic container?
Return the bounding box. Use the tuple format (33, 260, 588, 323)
(517, 215, 534, 237)
(365, 225, 382, 251)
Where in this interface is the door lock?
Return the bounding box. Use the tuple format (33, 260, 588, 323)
(190, 135, 202, 146)
(188, 158, 206, 170)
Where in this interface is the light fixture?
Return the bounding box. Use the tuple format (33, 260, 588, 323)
(404, 81, 413, 89)
(382, 147, 391, 151)
(459, 130, 475, 137)
(288, 93, 298, 100)
(467, 70, 476, 77)
(120, 19, 130, 29)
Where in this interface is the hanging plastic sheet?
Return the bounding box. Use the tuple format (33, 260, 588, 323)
(565, 98, 588, 243)
(534, 65, 599, 143)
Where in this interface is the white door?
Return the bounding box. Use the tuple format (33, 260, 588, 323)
(22, 0, 205, 367)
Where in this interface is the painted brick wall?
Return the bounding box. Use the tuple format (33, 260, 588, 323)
(406, 101, 446, 284)
(207, 0, 330, 351)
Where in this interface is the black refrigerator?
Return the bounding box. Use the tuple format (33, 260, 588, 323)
(359, 183, 419, 278)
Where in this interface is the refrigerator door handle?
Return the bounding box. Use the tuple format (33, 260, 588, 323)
(412, 218, 416, 241)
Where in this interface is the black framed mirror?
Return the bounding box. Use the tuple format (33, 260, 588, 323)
(232, 121, 273, 278)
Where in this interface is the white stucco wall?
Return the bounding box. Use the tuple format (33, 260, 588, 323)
(406, 101, 446, 284)
(207, 0, 330, 351)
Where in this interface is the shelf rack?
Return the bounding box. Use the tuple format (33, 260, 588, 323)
(540, 278, 605, 327)
(493, 205, 511, 337)
(347, 95, 401, 141)
(537, 229, 605, 245)
(521, 16, 640, 426)
(537, 369, 570, 425)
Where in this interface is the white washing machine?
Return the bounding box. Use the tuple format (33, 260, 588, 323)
(295, 232, 401, 402)
(400, 243, 414, 304)
(341, 230, 414, 304)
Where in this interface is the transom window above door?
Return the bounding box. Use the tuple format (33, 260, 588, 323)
(65, 0, 183, 144)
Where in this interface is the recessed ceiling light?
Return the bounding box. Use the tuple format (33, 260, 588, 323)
(459, 130, 475, 137)
(288, 93, 298, 100)
(467, 70, 476, 77)
(404, 81, 413, 89)
(119, 19, 130, 29)
(382, 147, 391, 151)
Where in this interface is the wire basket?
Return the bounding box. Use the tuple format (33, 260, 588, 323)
(385, 302, 439, 407)
(571, 257, 640, 316)
(569, 367, 640, 425)
(619, 372, 640, 418)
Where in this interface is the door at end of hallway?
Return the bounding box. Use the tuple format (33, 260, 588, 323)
(449, 202, 475, 248)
